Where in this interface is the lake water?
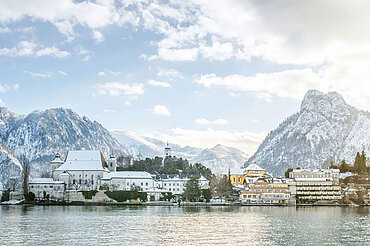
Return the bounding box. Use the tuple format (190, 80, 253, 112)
(0, 206, 369, 245)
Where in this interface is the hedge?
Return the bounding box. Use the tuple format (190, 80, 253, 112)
(105, 190, 147, 202)
(81, 190, 99, 199)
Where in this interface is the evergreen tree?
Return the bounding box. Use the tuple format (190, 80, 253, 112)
(183, 177, 201, 202)
(359, 150, 367, 174)
(217, 175, 233, 197)
(353, 152, 361, 174)
(202, 189, 212, 202)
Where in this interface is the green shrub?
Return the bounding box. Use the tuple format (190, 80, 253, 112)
(105, 190, 147, 202)
(81, 190, 98, 199)
(25, 192, 35, 201)
(1, 189, 10, 202)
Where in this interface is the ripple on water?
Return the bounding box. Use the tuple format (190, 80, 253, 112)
(0, 206, 369, 246)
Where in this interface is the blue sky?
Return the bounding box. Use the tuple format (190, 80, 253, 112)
(1, 0, 369, 155)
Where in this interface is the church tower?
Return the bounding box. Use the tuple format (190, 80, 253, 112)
(51, 153, 64, 172)
(164, 142, 172, 157)
(162, 142, 172, 166)
(107, 152, 117, 172)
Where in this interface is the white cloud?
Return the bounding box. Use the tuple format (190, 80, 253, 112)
(57, 70, 67, 76)
(199, 39, 233, 61)
(36, 47, 70, 58)
(148, 48, 198, 61)
(195, 118, 229, 125)
(92, 30, 105, 43)
(25, 71, 54, 78)
(98, 69, 122, 77)
(194, 64, 370, 108)
(0, 41, 36, 57)
(0, 83, 19, 93)
(0, 41, 69, 58)
(157, 68, 182, 78)
(97, 82, 144, 97)
(147, 79, 171, 88)
(82, 55, 91, 62)
(103, 109, 117, 113)
(0, 0, 132, 41)
(194, 69, 325, 100)
(151, 105, 171, 116)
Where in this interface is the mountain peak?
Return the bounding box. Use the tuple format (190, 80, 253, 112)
(246, 89, 369, 176)
(300, 89, 348, 113)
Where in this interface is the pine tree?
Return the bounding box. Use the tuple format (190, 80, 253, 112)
(354, 152, 361, 174)
(183, 177, 201, 202)
(359, 150, 367, 174)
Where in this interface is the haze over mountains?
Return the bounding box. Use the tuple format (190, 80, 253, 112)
(111, 130, 248, 174)
(246, 90, 370, 176)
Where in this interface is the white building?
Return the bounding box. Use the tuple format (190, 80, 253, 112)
(289, 169, 341, 203)
(101, 171, 156, 191)
(53, 150, 110, 191)
(155, 174, 209, 195)
(29, 178, 65, 200)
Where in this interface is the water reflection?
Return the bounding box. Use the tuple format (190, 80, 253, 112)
(0, 206, 368, 245)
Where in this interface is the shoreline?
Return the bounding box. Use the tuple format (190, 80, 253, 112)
(1, 200, 368, 207)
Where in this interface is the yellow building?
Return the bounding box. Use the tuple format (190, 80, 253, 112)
(227, 164, 267, 185)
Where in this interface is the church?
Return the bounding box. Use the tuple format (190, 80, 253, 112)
(52, 150, 117, 191)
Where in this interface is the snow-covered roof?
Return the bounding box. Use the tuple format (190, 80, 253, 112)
(229, 168, 245, 175)
(55, 150, 106, 171)
(29, 178, 64, 184)
(295, 177, 333, 182)
(154, 174, 207, 181)
(102, 171, 153, 180)
(245, 164, 265, 171)
(292, 168, 339, 173)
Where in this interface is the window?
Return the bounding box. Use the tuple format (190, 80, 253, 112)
(164, 183, 166, 186)
(127, 182, 129, 186)
(146, 182, 148, 186)
(141, 182, 143, 186)
(169, 188, 171, 191)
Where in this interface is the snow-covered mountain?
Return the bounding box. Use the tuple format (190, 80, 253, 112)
(111, 131, 249, 174)
(111, 130, 202, 160)
(0, 107, 127, 186)
(245, 90, 370, 176)
(192, 144, 248, 174)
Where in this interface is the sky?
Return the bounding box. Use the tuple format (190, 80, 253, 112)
(1, 0, 370, 156)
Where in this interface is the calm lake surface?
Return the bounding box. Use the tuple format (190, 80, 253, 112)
(0, 205, 369, 246)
